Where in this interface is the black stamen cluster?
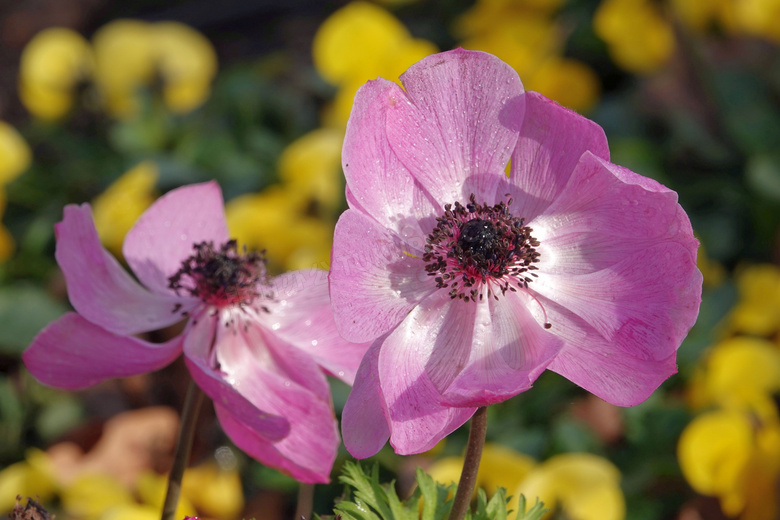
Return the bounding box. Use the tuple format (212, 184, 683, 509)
(423, 194, 540, 302)
(168, 239, 268, 308)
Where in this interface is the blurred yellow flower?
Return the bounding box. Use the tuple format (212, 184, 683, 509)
(0, 449, 58, 514)
(726, 264, 780, 336)
(0, 121, 32, 185)
(278, 128, 344, 213)
(226, 186, 333, 273)
(93, 20, 217, 118)
(515, 453, 625, 520)
(61, 473, 136, 520)
(135, 470, 198, 519)
(594, 0, 676, 74)
(92, 161, 159, 257)
(678, 409, 780, 520)
(182, 461, 244, 519)
(312, 2, 437, 127)
(694, 337, 780, 412)
(525, 57, 600, 114)
(429, 444, 537, 512)
(18, 28, 93, 120)
(0, 121, 32, 262)
(457, 0, 600, 112)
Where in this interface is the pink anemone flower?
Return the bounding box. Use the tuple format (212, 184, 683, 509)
(24, 181, 368, 483)
(329, 49, 702, 458)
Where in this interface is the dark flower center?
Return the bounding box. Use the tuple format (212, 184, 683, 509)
(423, 194, 542, 304)
(168, 239, 270, 309)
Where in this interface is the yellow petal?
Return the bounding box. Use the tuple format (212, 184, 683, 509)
(182, 462, 244, 519)
(313, 2, 412, 85)
(61, 474, 135, 520)
(154, 22, 217, 113)
(278, 128, 344, 211)
(427, 456, 464, 487)
(135, 470, 197, 519)
(98, 503, 159, 520)
(516, 453, 625, 520)
(0, 449, 57, 513)
(92, 19, 156, 115)
(593, 0, 675, 74)
(701, 337, 780, 410)
(92, 161, 158, 257)
(0, 121, 31, 184)
(677, 409, 752, 510)
(525, 57, 600, 113)
(19, 27, 91, 119)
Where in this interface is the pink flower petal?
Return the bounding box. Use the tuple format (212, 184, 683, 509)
(215, 402, 337, 484)
(183, 315, 290, 442)
(23, 312, 182, 389)
(265, 269, 370, 384)
(343, 78, 439, 239)
(186, 314, 339, 483)
(123, 181, 230, 295)
(376, 292, 480, 454)
(386, 48, 524, 204)
(341, 341, 391, 458)
(56, 204, 196, 336)
(330, 209, 435, 343)
(439, 290, 563, 406)
(509, 92, 610, 221)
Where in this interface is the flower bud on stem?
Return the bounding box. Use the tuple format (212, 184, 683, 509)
(161, 379, 205, 520)
(449, 406, 488, 520)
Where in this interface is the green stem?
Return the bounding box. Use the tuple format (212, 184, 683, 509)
(294, 483, 315, 520)
(161, 379, 205, 520)
(449, 406, 489, 520)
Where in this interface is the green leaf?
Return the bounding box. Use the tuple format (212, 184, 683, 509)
(0, 284, 68, 355)
(513, 495, 549, 520)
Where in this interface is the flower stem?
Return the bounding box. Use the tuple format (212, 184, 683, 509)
(161, 379, 205, 520)
(449, 406, 488, 520)
(294, 483, 315, 520)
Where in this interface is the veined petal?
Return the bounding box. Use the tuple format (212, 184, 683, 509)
(330, 209, 434, 343)
(123, 181, 229, 294)
(440, 290, 562, 406)
(23, 312, 182, 389)
(214, 402, 337, 484)
(509, 92, 609, 221)
(195, 316, 339, 483)
(343, 78, 438, 239)
(56, 204, 196, 336)
(265, 269, 370, 385)
(377, 291, 479, 454)
(183, 315, 290, 442)
(386, 48, 524, 204)
(341, 340, 391, 458)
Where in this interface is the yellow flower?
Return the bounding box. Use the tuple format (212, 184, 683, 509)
(0, 121, 32, 185)
(594, 0, 675, 74)
(0, 121, 32, 261)
(678, 409, 780, 519)
(525, 57, 600, 113)
(92, 19, 217, 118)
(135, 471, 198, 519)
(726, 264, 780, 336)
(0, 449, 58, 513)
(514, 453, 625, 520)
(278, 128, 344, 213)
(182, 461, 244, 519)
(455, 0, 564, 39)
(313, 2, 437, 127)
(92, 161, 159, 257)
(18, 28, 93, 120)
(693, 337, 780, 413)
(225, 186, 333, 273)
(728, 0, 780, 42)
(429, 444, 537, 512)
(61, 473, 136, 520)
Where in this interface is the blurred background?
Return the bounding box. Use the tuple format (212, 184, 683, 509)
(0, 0, 778, 519)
